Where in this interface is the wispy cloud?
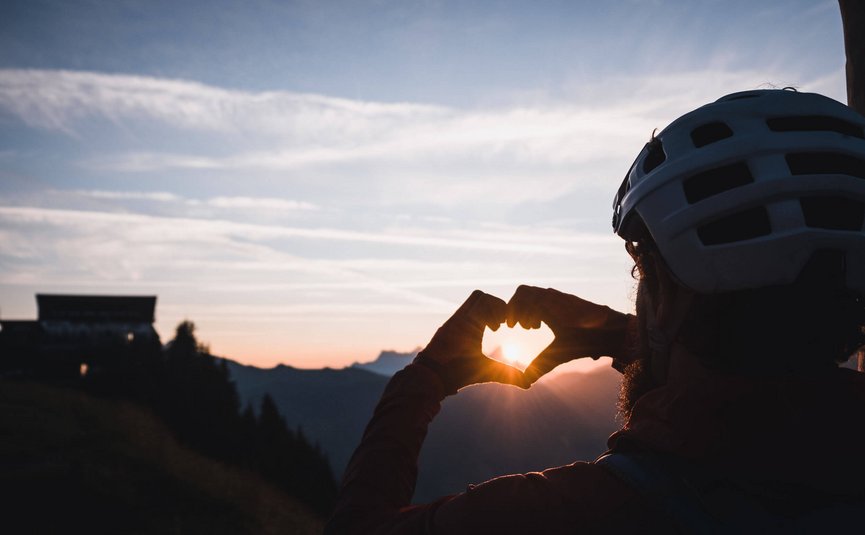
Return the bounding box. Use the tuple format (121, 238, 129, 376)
(0, 69, 446, 135)
(74, 190, 182, 202)
(3, 68, 827, 174)
(204, 196, 319, 211)
(3, 68, 846, 210)
(0, 205, 603, 255)
(72, 189, 320, 211)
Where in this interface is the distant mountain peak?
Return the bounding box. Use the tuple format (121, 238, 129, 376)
(349, 349, 419, 377)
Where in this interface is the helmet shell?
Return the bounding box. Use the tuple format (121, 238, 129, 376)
(612, 89, 865, 294)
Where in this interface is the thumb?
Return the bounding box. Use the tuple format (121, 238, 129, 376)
(440, 357, 528, 391)
(523, 327, 617, 384)
(522, 338, 573, 385)
(480, 359, 529, 389)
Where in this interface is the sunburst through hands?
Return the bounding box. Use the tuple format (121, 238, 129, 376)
(482, 322, 555, 372)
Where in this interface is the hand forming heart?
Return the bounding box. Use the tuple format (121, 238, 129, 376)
(506, 285, 632, 383)
(414, 286, 631, 394)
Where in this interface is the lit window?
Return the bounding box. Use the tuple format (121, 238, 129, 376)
(127, 332, 135, 343)
(80, 363, 89, 377)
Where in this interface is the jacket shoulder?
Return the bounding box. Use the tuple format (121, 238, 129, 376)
(431, 461, 672, 534)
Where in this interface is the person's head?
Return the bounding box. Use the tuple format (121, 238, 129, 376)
(612, 89, 865, 417)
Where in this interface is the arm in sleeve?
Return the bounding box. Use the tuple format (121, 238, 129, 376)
(324, 363, 450, 534)
(324, 362, 640, 534)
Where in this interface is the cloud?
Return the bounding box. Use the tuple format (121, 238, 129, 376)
(0, 205, 603, 255)
(72, 189, 319, 211)
(0, 203, 632, 327)
(74, 190, 182, 202)
(81, 104, 643, 172)
(0, 69, 446, 136)
(204, 196, 319, 211)
(5, 67, 838, 175)
(154, 303, 462, 323)
(3, 68, 847, 209)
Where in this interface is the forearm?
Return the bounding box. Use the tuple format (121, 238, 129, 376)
(325, 363, 447, 534)
(558, 309, 636, 373)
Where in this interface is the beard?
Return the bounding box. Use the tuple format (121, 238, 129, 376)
(617, 357, 659, 423)
(617, 278, 661, 423)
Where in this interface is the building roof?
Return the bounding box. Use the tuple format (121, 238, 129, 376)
(36, 294, 156, 323)
(0, 320, 41, 332)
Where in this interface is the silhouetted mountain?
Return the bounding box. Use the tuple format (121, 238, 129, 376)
(349, 349, 417, 376)
(419, 366, 621, 500)
(226, 361, 390, 479)
(225, 358, 622, 503)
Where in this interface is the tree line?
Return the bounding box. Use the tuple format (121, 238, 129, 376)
(82, 320, 338, 517)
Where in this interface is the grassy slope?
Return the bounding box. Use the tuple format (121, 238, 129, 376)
(0, 381, 324, 535)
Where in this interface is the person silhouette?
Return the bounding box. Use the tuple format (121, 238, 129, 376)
(325, 88, 865, 534)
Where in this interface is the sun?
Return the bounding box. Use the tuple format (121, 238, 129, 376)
(483, 324, 554, 371)
(501, 342, 526, 366)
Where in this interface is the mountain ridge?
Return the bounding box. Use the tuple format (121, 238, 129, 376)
(349, 349, 418, 376)
(224, 352, 623, 502)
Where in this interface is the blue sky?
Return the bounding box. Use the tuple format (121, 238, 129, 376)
(0, 0, 851, 368)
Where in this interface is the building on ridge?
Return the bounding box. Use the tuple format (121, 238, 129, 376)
(0, 294, 160, 379)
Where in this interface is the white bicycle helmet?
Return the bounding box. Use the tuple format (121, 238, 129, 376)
(612, 89, 865, 294)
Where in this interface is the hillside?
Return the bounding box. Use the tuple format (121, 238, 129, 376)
(0, 381, 324, 535)
(226, 358, 623, 503)
(226, 362, 390, 477)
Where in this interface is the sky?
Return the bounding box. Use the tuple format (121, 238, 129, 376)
(0, 0, 851, 369)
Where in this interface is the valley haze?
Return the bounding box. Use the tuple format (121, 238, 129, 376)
(225, 350, 622, 502)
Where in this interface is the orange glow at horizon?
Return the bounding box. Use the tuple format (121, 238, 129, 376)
(173, 316, 611, 376)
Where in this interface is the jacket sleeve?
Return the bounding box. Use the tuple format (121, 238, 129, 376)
(324, 363, 449, 534)
(324, 363, 642, 535)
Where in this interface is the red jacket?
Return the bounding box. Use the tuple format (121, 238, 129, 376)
(325, 363, 865, 534)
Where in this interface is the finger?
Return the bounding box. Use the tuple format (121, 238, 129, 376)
(454, 290, 506, 333)
(477, 358, 529, 389)
(454, 289, 485, 317)
(477, 293, 507, 331)
(506, 285, 531, 327)
(441, 355, 528, 390)
(506, 285, 544, 329)
(520, 298, 545, 330)
(523, 340, 573, 384)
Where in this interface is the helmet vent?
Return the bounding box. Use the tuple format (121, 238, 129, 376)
(642, 139, 666, 173)
(683, 162, 753, 203)
(786, 152, 865, 179)
(800, 196, 865, 231)
(767, 116, 864, 139)
(691, 122, 733, 148)
(697, 206, 771, 246)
